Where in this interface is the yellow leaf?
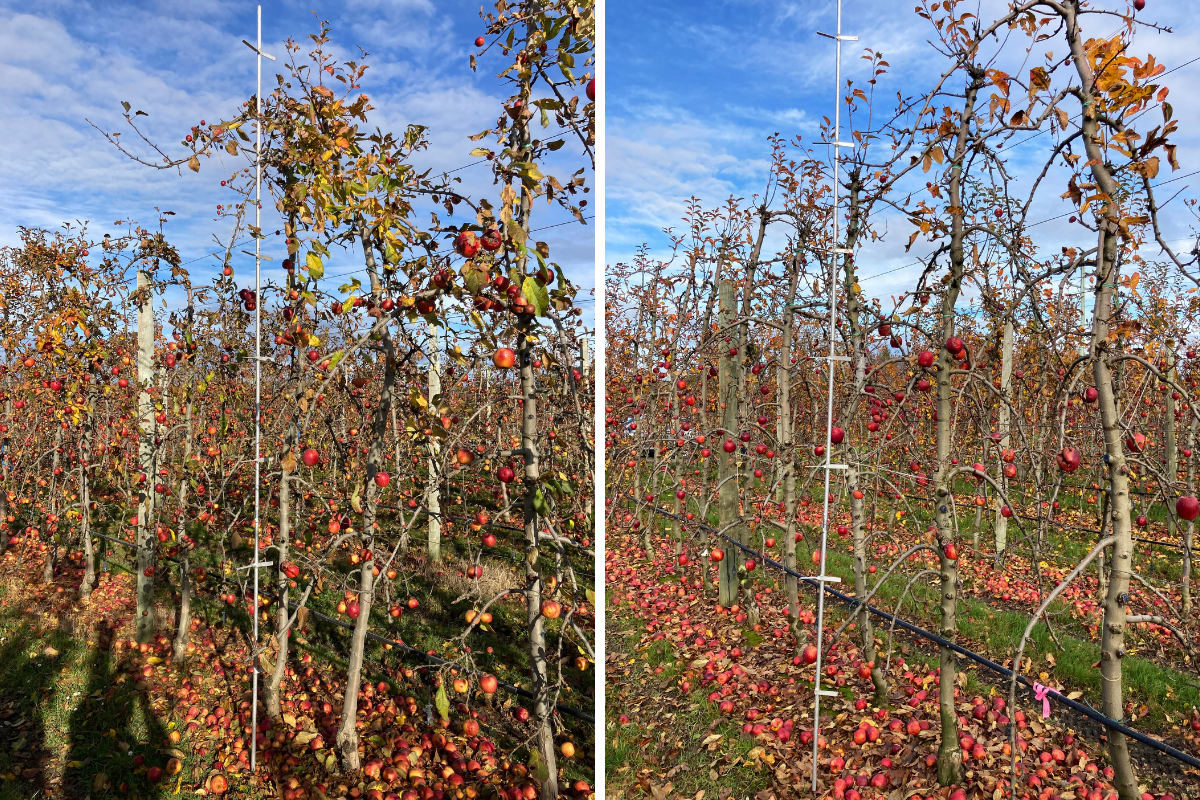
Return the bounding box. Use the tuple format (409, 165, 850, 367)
(187, 156, 200, 173)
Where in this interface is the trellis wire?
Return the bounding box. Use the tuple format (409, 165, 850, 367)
(632, 500, 1200, 772)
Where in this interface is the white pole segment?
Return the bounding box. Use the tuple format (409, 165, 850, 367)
(811, 0, 852, 790)
(250, 4, 268, 774)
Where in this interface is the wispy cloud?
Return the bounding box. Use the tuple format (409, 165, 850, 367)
(0, 0, 594, 312)
(606, 0, 1200, 298)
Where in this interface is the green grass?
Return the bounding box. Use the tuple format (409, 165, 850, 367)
(643, 499, 1199, 732)
(0, 580, 186, 799)
(604, 625, 773, 800)
(818, 545, 1199, 730)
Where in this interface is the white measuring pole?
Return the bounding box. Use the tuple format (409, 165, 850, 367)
(811, 1, 856, 790)
(242, 6, 275, 774)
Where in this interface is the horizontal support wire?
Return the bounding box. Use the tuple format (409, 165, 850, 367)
(630, 499, 1200, 771)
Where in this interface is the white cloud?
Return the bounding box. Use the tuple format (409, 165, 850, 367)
(606, 0, 1200, 301)
(0, 0, 594, 315)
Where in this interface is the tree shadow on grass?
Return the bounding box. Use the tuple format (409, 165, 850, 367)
(0, 604, 76, 799)
(56, 614, 186, 798)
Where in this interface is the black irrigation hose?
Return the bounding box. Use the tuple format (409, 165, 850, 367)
(86, 529, 595, 724)
(629, 500, 1200, 772)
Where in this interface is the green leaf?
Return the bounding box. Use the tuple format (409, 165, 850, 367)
(523, 277, 549, 317)
(461, 261, 488, 295)
(306, 252, 324, 280)
(546, 139, 566, 152)
(434, 685, 450, 722)
(506, 217, 527, 245)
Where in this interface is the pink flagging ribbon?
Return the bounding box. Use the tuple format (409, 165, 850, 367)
(1032, 683, 1052, 718)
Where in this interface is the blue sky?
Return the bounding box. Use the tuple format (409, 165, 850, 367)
(0, 0, 595, 319)
(606, 0, 1200, 304)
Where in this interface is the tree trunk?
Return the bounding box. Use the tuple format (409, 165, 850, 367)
(994, 320, 1013, 556)
(779, 266, 801, 648)
(135, 267, 157, 643)
(1061, 6, 1139, 791)
(933, 71, 981, 789)
(336, 230, 394, 772)
(699, 368, 714, 596)
(427, 320, 442, 561)
(1092, 230, 1138, 800)
(717, 280, 739, 607)
(841, 172, 887, 703)
(0, 393, 9, 561)
(671, 385, 682, 554)
(1166, 352, 1177, 563)
(517, 316, 559, 799)
(80, 377, 97, 599)
(45, 425, 63, 584)
(1185, 419, 1194, 615)
(169, 392, 193, 661)
(266, 455, 290, 717)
